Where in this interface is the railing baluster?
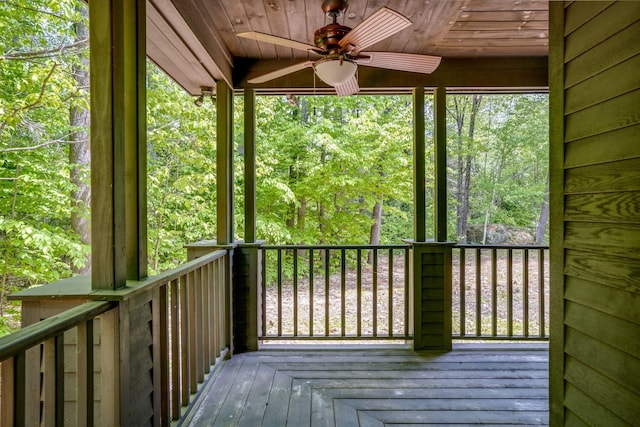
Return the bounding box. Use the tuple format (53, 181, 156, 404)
(76, 321, 89, 426)
(213, 260, 220, 359)
(309, 249, 314, 336)
(491, 248, 498, 337)
(207, 263, 215, 365)
(404, 247, 410, 338)
(388, 249, 394, 337)
(459, 248, 466, 337)
(159, 284, 169, 423)
(293, 249, 299, 337)
(202, 265, 210, 374)
(41, 338, 55, 425)
(507, 249, 513, 338)
(475, 248, 482, 337)
(55, 333, 65, 426)
(86, 319, 94, 426)
(539, 249, 546, 338)
(357, 249, 362, 337)
(14, 351, 26, 426)
(341, 249, 346, 336)
(373, 249, 378, 337)
(179, 274, 189, 406)
(523, 248, 530, 338)
(277, 248, 283, 337)
(170, 279, 181, 419)
(188, 270, 198, 393)
(195, 268, 204, 383)
(222, 256, 230, 349)
(261, 249, 267, 338)
(325, 249, 330, 336)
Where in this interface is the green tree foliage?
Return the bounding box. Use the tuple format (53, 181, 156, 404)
(0, 0, 89, 319)
(253, 95, 414, 245)
(447, 94, 549, 243)
(146, 66, 218, 273)
(0, 0, 90, 335)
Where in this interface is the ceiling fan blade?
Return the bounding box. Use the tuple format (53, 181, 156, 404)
(247, 61, 314, 84)
(237, 31, 322, 54)
(339, 7, 412, 53)
(334, 74, 359, 96)
(355, 52, 442, 74)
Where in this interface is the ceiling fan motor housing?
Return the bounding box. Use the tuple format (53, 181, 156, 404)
(314, 24, 352, 56)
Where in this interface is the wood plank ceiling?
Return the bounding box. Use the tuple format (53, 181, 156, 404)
(147, 0, 549, 94)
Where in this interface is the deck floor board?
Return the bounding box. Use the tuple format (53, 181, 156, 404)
(184, 344, 549, 426)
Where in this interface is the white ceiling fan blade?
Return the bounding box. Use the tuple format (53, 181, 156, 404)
(247, 60, 314, 84)
(238, 31, 322, 54)
(334, 74, 359, 96)
(355, 52, 442, 74)
(339, 7, 412, 53)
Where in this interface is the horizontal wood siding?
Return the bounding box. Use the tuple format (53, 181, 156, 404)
(233, 245, 260, 352)
(411, 243, 452, 350)
(557, 2, 640, 424)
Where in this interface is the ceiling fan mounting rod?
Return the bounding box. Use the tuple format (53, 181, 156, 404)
(322, 0, 348, 21)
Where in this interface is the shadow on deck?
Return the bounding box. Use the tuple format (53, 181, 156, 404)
(182, 343, 549, 426)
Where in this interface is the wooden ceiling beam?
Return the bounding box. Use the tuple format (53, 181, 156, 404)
(234, 56, 548, 93)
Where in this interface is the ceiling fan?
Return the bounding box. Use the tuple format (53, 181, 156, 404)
(237, 0, 441, 96)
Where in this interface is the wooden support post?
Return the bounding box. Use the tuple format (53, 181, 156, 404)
(90, 0, 146, 289)
(413, 87, 426, 242)
(434, 87, 447, 242)
(217, 80, 234, 245)
(125, 0, 148, 281)
(232, 241, 263, 353)
(244, 89, 256, 244)
(410, 241, 453, 351)
(548, 2, 566, 425)
(410, 87, 452, 351)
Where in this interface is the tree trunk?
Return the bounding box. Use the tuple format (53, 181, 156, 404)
(454, 98, 466, 242)
(458, 95, 482, 243)
(297, 197, 306, 232)
(459, 154, 472, 242)
(535, 181, 550, 244)
(318, 203, 326, 244)
(452, 95, 482, 243)
(69, 4, 91, 275)
(367, 201, 383, 264)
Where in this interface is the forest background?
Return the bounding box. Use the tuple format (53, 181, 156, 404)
(0, 0, 548, 335)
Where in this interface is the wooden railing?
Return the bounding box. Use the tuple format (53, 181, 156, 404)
(150, 248, 231, 423)
(0, 301, 116, 426)
(0, 248, 231, 426)
(260, 245, 411, 341)
(452, 244, 549, 340)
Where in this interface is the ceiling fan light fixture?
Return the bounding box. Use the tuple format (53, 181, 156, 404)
(314, 58, 357, 86)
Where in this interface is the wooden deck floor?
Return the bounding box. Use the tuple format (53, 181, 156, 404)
(182, 343, 549, 426)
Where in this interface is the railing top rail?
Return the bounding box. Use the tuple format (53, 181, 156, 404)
(261, 244, 410, 250)
(0, 301, 115, 362)
(454, 243, 549, 250)
(91, 249, 228, 301)
(132, 248, 227, 288)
